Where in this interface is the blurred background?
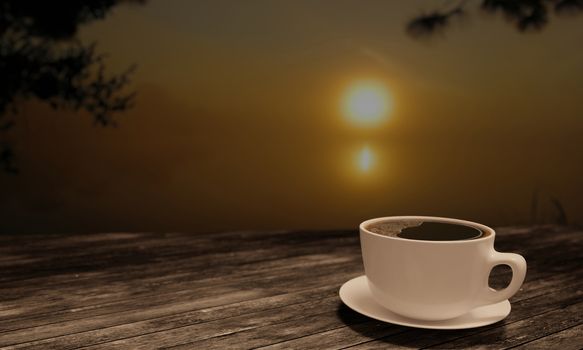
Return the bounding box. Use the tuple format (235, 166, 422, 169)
(1, 0, 582, 234)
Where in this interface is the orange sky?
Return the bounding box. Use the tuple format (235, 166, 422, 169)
(1, 1, 583, 233)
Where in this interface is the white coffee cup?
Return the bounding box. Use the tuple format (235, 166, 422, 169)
(360, 216, 527, 321)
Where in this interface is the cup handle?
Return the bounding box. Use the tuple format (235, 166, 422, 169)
(476, 251, 527, 306)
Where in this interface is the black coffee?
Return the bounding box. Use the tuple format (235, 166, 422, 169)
(397, 222, 483, 241)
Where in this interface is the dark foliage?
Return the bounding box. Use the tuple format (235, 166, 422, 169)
(407, 0, 583, 38)
(0, 0, 145, 172)
(407, 7, 465, 38)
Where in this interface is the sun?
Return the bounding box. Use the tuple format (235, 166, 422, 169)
(342, 80, 392, 127)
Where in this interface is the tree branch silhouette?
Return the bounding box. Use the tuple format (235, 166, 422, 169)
(407, 0, 583, 39)
(0, 0, 145, 173)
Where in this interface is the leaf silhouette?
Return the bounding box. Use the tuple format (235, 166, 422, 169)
(0, 0, 146, 172)
(407, 0, 583, 38)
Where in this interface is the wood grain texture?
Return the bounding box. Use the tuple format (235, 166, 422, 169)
(0, 225, 582, 349)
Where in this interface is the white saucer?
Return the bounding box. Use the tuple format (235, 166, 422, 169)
(339, 275, 511, 330)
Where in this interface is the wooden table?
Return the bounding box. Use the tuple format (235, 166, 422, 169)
(0, 225, 582, 349)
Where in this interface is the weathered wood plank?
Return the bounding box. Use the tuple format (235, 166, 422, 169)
(0, 230, 357, 281)
(254, 280, 583, 350)
(2, 287, 343, 349)
(259, 321, 407, 350)
(0, 266, 360, 346)
(2, 226, 576, 310)
(166, 281, 583, 350)
(0, 225, 580, 350)
(339, 280, 583, 350)
(0, 256, 362, 334)
(0, 260, 568, 341)
(55, 299, 357, 350)
(510, 323, 583, 350)
(0, 237, 576, 334)
(2, 259, 581, 349)
(428, 301, 583, 349)
(0, 226, 575, 285)
(57, 276, 580, 349)
(0, 245, 360, 321)
(0, 226, 577, 303)
(0, 234, 359, 287)
(0, 244, 358, 310)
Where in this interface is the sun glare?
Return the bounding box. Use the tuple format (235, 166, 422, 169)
(342, 80, 392, 127)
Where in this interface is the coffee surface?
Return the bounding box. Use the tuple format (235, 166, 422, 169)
(367, 221, 483, 241)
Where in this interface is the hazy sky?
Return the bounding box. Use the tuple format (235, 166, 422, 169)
(1, 1, 582, 233)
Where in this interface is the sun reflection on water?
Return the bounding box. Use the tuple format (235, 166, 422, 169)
(357, 145, 374, 173)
